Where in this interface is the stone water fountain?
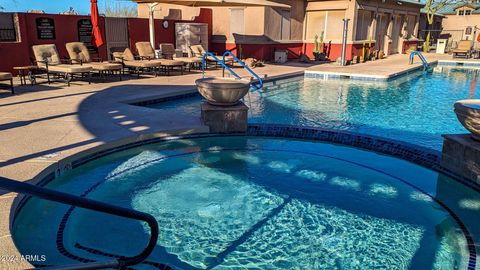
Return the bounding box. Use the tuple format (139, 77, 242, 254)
(196, 77, 251, 133)
(442, 99, 480, 183)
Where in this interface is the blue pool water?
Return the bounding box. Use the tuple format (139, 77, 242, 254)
(12, 137, 480, 269)
(145, 66, 480, 150)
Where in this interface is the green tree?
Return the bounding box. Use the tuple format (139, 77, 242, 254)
(423, 0, 460, 52)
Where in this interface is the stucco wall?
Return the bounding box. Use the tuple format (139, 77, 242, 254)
(137, 3, 200, 20)
(442, 14, 480, 41)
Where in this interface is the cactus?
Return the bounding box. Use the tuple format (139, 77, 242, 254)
(313, 31, 324, 53)
(362, 41, 366, 60)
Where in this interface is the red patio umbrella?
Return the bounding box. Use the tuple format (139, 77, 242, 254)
(90, 0, 104, 47)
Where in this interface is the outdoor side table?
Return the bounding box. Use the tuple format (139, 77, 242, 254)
(13, 65, 39, 86)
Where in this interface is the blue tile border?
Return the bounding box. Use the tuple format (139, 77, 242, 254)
(304, 64, 427, 82)
(12, 124, 479, 269)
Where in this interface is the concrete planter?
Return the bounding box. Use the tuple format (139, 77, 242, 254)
(196, 77, 250, 106)
(454, 99, 480, 141)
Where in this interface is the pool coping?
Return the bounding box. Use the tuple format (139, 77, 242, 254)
(304, 60, 438, 81)
(8, 124, 479, 270)
(3, 63, 480, 268)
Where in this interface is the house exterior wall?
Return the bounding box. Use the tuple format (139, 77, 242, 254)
(442, 13, 480, 41)
(304, 0, 422, 61)
(136, 0, 421, 61)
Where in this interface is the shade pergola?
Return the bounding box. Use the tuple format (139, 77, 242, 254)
(130, 0, 291, 49)
(134, 0, 290, 7)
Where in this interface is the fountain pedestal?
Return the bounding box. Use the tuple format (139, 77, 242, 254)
(442, 134, 480, 185)
(201, 101, 249, 133)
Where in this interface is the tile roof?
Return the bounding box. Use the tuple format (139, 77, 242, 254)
(398, 0, 424, 6)
(434, 1, 480, 15)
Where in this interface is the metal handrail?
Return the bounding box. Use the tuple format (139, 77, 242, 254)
(409, 51, 429, 70)
(0, 177, 159, 269)
(201, 52, 241, 79)
(222, 51, 263, 90)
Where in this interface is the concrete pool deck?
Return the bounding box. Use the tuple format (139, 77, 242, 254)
(305, 53, 455, 79)
(1, 53, 480, 269)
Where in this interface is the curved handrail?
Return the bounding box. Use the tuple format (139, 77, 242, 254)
(0, 176, 158, 268)
(201, 52, 241, 80)
(222, 51, 263, 90)
(409, 51, 429, 70)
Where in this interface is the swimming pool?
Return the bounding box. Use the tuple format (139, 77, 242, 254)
(12, 136, 480, 269)
(144, 66, 480, 150)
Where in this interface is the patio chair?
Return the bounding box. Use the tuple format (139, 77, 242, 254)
(189, 44, 234, 68)
(32, 44, 92, 86)
(65, 42, 123, 81)
(452, 40, 473, 58)
(0, 72, 14, 94)
(114, 48, 165, 77)
(135, 42, 185, 75)
(159, 43, 202, 71)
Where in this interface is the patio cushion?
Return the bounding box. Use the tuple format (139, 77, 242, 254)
(0, 72, 12, 81)
(123, 60, 162, 68)
(135, 42, 156, 59)
(112, 52, 124, 62)
(32, 44, 61, 66)
(174, 57, 202, 63)
(160, 59, 184, 66)
(46, 64, 92, 73)
(86, 62, 122, 71)
(123, 48, 136, 61)
(65, 42, 92, 63)
(159, 43, 176, 59)
(190, 45, 206, 56)
(456, 40, 473, 51)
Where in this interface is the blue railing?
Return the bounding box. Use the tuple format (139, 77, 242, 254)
(201, 51, 263, 91)
(222, 51, 263, 90)
(201, 52, 241, 79)
(0, 176, 159, 269)
(409, 51, 429, 70)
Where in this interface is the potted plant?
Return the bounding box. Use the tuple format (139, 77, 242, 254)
(313, 32, 326, 61)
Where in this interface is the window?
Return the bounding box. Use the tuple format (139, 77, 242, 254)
(280, 10, 291, 40)
(230, 8, 245, 37)
(465, 10, 472, 15)
(459, 10, 465, 15)
(305, 11, 326, 40)
(355, 10, 373, 40)
(327, 11, 347, 40)
(305, 10, 346, 41)
(0, 13, 17, 42)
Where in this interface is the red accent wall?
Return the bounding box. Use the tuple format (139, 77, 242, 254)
(211, 42, 303, 60)
(215, 42, 376, 62)
(23, 13, 108, 61)
(0, 9, 212, 73)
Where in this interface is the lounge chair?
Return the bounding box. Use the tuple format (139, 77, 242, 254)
(135, 42, 185, 76)
(112, 48, 165, 77)
(32, 44, 92, 86)
(452, 40, 473, 58)
(189, 44, 234, 68)
(0, 72, 14, 94)
(159, 43, 202, 71)
(65, 42, 123, 81)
